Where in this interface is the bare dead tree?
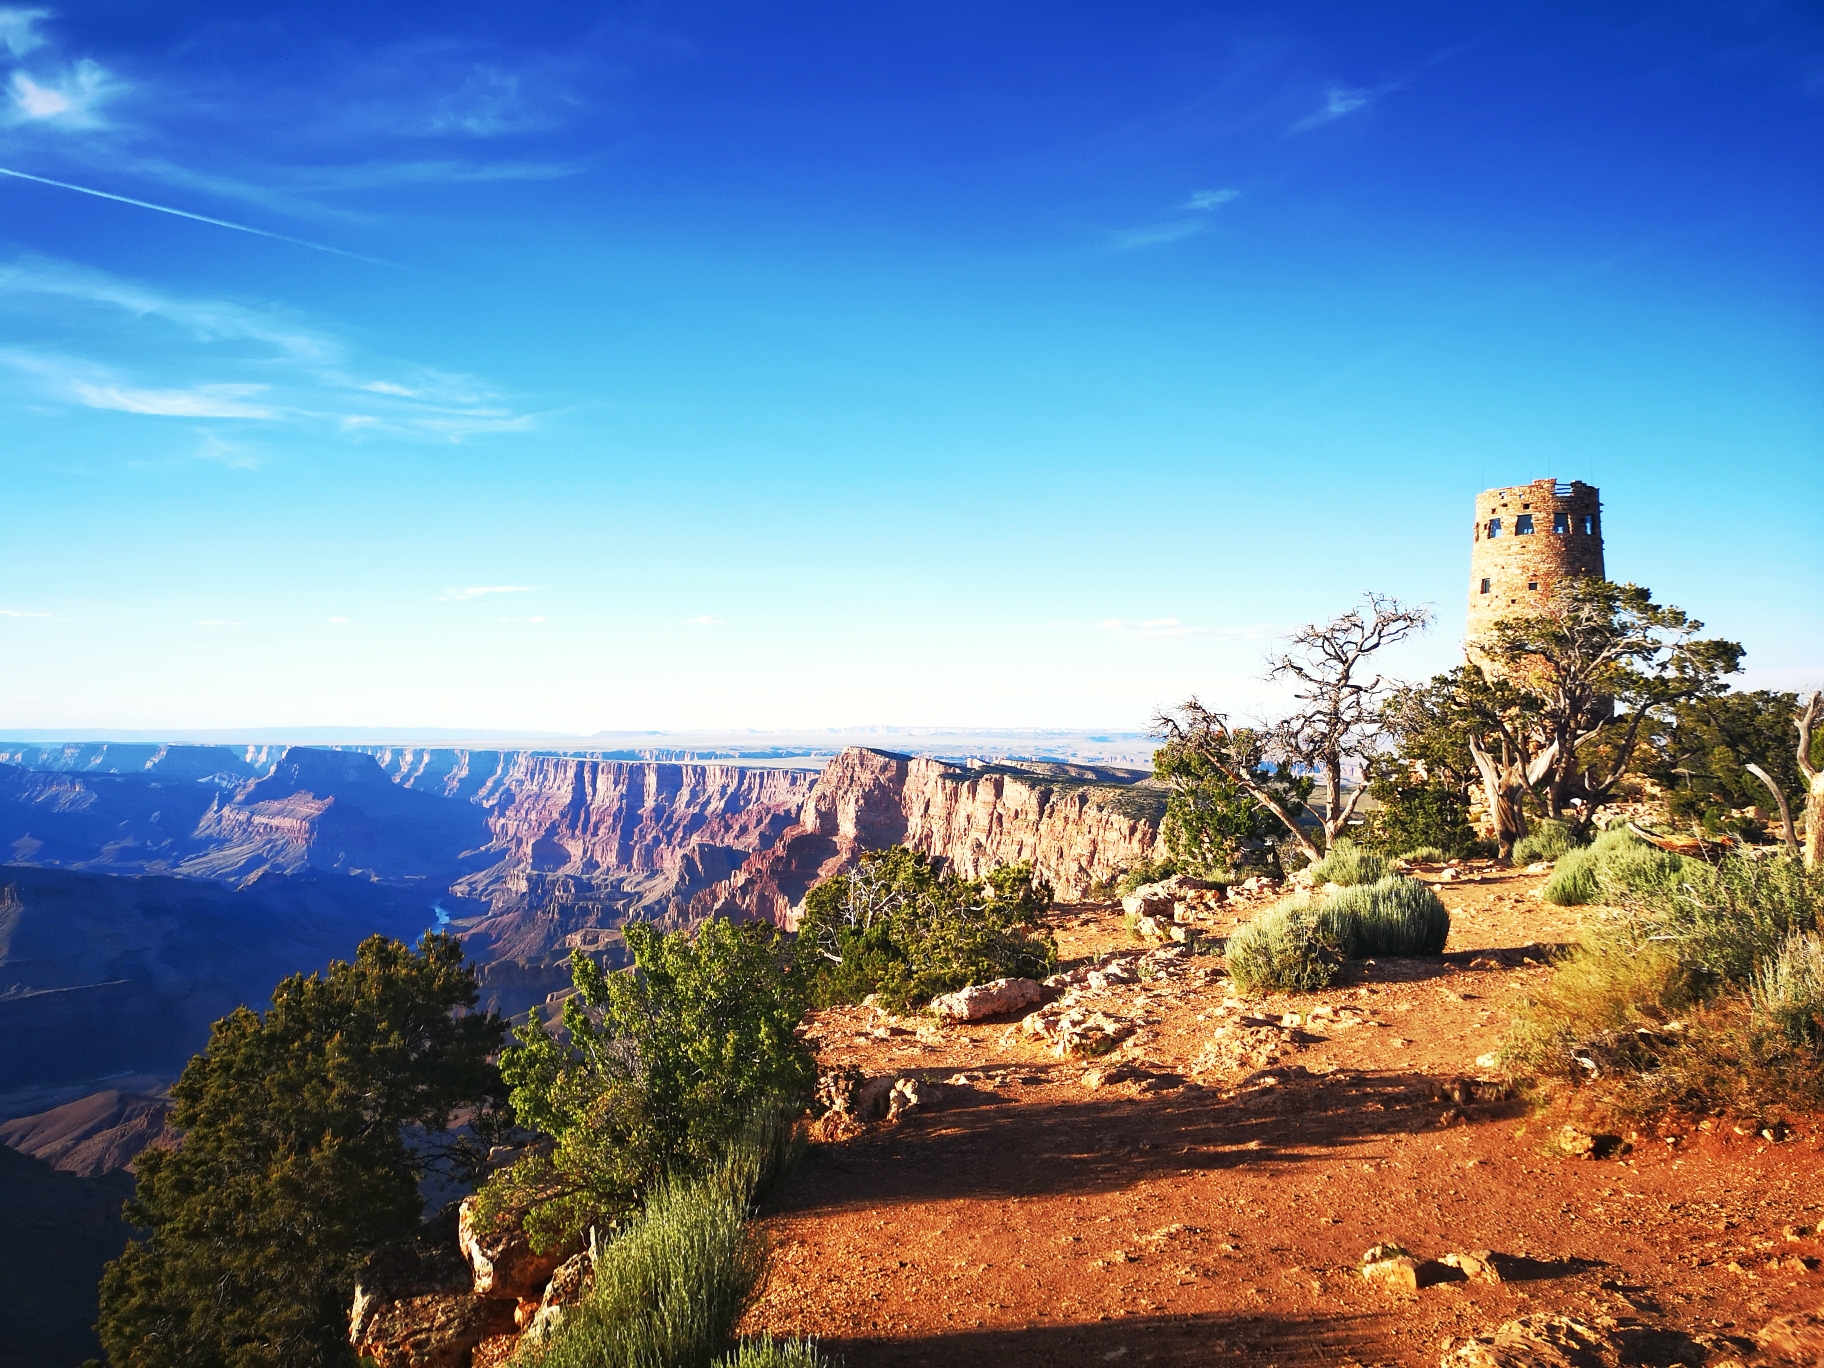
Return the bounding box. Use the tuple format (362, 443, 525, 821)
(1798, 691, 1824, 868)
(1744, 763, 1798, 857)
(1265, 593, 1432, 850)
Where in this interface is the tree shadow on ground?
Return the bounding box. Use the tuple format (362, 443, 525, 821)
(776, 1067, 1527, 1211)
(813, 1308, 1381, 1368)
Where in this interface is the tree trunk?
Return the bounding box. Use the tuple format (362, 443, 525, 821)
(1806, 773, 1824, 870)
(1469, 740, 1528, 863)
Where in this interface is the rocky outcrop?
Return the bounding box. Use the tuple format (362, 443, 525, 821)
(690, 749, 1165, 926)
(351, 1211, 517, 1368)
(457, 1196, 580, 1301)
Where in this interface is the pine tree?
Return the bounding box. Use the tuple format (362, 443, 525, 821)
(96, 933, 505, 1368)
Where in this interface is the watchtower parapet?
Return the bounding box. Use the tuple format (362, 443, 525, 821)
(1466, 479, 1604, 645)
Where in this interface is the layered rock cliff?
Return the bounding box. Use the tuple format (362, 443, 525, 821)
(690, 748, 1166, 926)
(454, 758, 816, 958)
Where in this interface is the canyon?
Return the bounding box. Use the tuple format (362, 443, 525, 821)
(0, 737, 1163, 1107)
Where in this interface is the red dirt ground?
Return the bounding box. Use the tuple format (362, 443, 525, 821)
(741, 866, 1824, 1367)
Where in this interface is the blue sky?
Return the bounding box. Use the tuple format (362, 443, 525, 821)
(0, 1, 1819, 733)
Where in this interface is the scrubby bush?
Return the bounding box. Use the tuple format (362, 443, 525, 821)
(1751, 932, 1824, 1048)
(1399, 845, 1448, 864)
(1304, 838, 1389, 887)
(1316, 875, 1451, 957)
(1540, 827, 1690, 906)
(1225, 875, 1451, 994)
(1361, 777, 1481, 859)
(796, 848, 1056, 1011)
(1224, 897, 1337, 994)
(1506, 853, 1824, 1119)
(1512, 818, 1576, 865)
(481, 919, 815, 1250)
(716, 1336, 829, 1368)
(516, 1115, 809, 1368)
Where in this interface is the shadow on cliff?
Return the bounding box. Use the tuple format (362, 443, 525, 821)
(810, 1308, 1368, 1368)
(770, 1067, 1523, 1213)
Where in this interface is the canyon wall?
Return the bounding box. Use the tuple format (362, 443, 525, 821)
(691, 748, 1166, 926)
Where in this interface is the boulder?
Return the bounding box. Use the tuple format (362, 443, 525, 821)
(352, 1294, 517, 1368)
(1757, 1305, 1824, 1363)
(929, 976, 1043, 1022)
(1360, 1242, 1421, 1292)
(1121, 892, 1173, 919)
(1441, 1314, 1619, 1368)
(458, 1196, 582, 1301)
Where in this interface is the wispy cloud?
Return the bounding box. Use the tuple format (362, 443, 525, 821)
(441, 585, 542, 601)
(68, 379, 274, 418)
(328, 616, 350, 625)
(8, 58, 115, 126)
(0, 256, 538, 442)
(681, 614, 724, 626)
(1290, 84, 1383, 133)
(1185, 188, 1240, 211)
(0, 606, 52, 617)
(1109, 186, 1241, 252)
(0, 9, 49, 60)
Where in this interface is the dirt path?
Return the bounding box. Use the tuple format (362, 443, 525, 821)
(743, 867, 1824, 1366)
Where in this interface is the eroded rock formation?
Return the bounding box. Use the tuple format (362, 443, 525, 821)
(690, 748, 1165, 926)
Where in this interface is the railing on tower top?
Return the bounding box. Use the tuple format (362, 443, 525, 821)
(1552, 482, 1576, 497)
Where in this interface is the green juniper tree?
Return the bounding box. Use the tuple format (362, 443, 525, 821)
(96, 933, 505, 1368)
(478, 918, 816, 1252)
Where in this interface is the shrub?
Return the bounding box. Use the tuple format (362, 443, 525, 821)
(1399, 845, 1447, 864)
(481, 920, 815, 1251)
(1361, 777, 1480, 859)
(796, 848, 1056, 1011)
(516, 1119, 787, 1368)
(1751, 932, 1824, 1048)
(1540, 827, 1687, 906)
(716, 1337, 829, 1368)
(1506, 854, 1824, 1120)
(1623, 854, 1820, 984)
(1512, 819, 1576, 864)
(1224, 897, 1337, 994)
(1316, 875, 1451, 957)
(1304, 838, 1389, 887)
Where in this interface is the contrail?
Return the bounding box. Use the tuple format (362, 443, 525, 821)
(0, 165, 392, 266)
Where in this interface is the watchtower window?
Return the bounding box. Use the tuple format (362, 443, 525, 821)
(1514, 513, 1535, 535)
(1528, 580, 1539, 591)
(1487, 517, 1502, 537)
(1479, 578, 1491, 594)
(1582, 514, 1595, 535)
(1553, 512, 1569, 534)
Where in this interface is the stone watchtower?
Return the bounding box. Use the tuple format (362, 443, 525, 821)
(1466, 478, 1604, 643)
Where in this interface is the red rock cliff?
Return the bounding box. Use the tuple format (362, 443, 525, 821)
(690, 748, 1164, 926)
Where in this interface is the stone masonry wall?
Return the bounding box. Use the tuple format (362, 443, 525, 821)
(1466, 478, 1604, 645)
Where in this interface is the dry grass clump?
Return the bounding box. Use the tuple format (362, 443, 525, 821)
(1304, 839, 1389, 888)
(516, 1109, 821, 1368)
(1224, 896, 1337, 994)
(1505, 854, 1824, 1121)
(1224, 875, 1450, 994)
(1512, 819, 1577, 865)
